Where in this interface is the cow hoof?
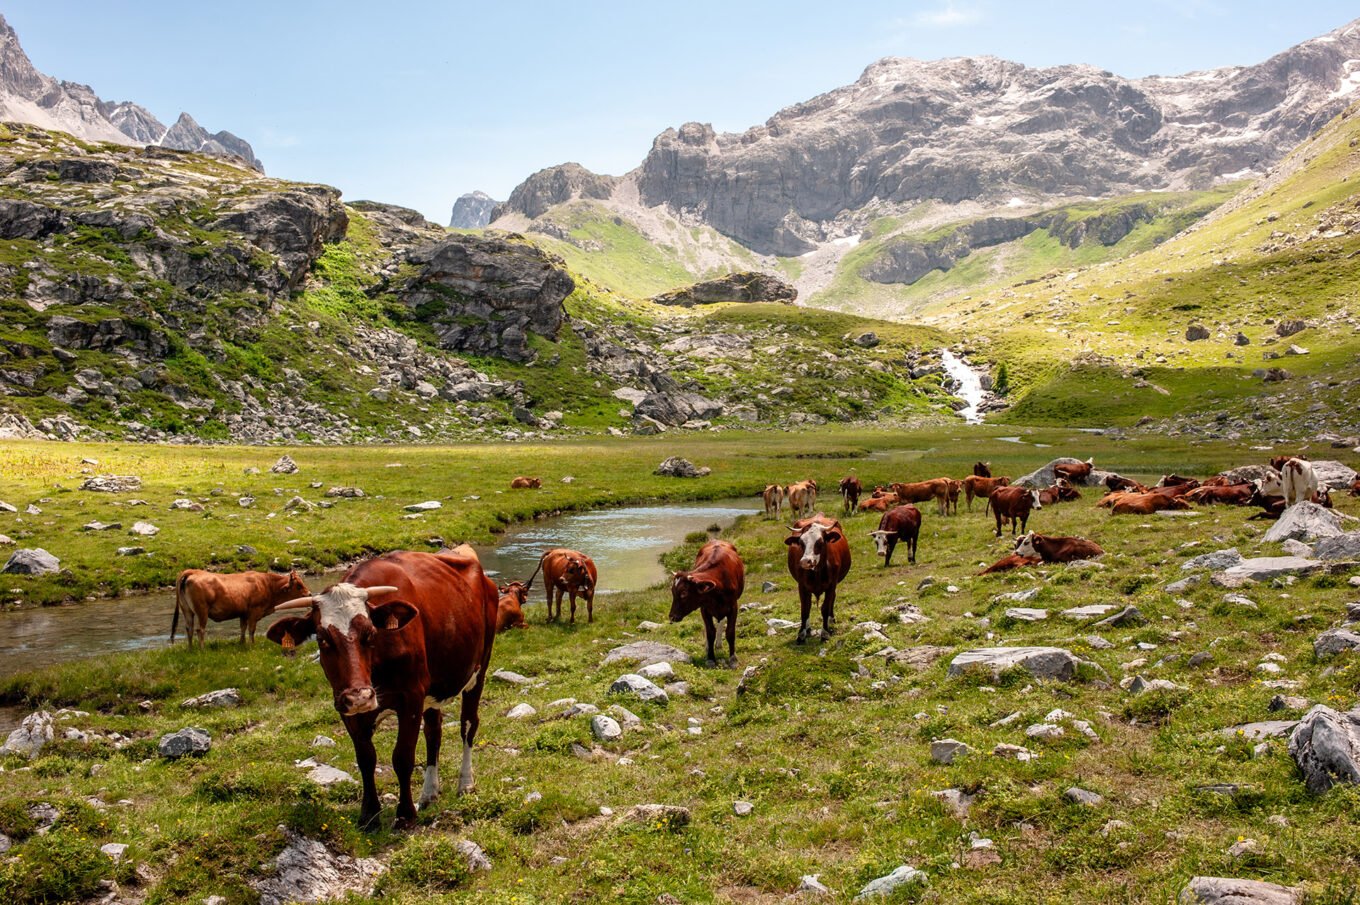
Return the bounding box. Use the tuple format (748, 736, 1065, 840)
(796, 632, 808, 645)
(358, 811, 382, 833)
(392, 815, 418, 832)
(705, 658, 717, 668)
(727, 657, 738, 669)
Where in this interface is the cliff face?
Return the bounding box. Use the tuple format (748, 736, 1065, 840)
(449, 191, 498, 228)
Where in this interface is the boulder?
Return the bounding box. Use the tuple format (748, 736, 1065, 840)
(1219, 721, 1299, 740)
(636, 392, 725, 426)
(403, 500, 442, 512)
(79, 474, 142, 493)
(1178, 877, 1300, 905)
(251, 830, 385, 905)
(1, 710, 53, 759)
(651, 271, 797, 306)
(1013, 458, 1115, 488)
(269, 455, 300, 474)
(947, 647, 1086, 681)
(1185, 325, 1210, 341)
(1182, 549, 1243, 571)
(621, 804, 691, 827)
(855, 865, 927, 899)
(455, 839, 493, 873)
(1092, 606, 1145, 628)
(492, 669, 533, 685)
(654, 456, 711, 478)
(506, 703, 536, 720)
(1314, 628, 1360, 659)
(886, 645, 951, 669)
(1061, 604, 1117, 620)
(1262, 502, 1344, 543)
(609, 674, 669, 704)
(1004, 607, 1048, 622)
(1217, 464, 1277, 485)
(181, 688, 242, 708)
(158, 727, 211, 759)
(2, 548, 60, 575)
(1214, 556, 1324, 585)
(1287, 705, 1360, 793)
(129, 521, 160, 536)
(324, 486, 365, 499)
(603, 640, 690, 667)
(930, 739, 971, 764)
(1313, 532, 1360, 561)
(1065, 787, 1104, 807)
(1310, 460, 1358, 489)
(591, 715, 622, 741)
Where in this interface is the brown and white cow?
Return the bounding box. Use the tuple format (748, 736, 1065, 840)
(973, 461, 992, 478)
(890, 478, 952, 517)
(762, 484, 786, 519)
(670, 539, 745, 667)
(534, 548, 598, 623)
(785, 514, 851, 643)
(1184, 483, 1255, 506)
(839, 476, 863, 515)
(496, 581, 529, 633)
(172, 569, 310, 649)
(962, 475, 1011, 511)
(267, 549, 497, 830)
(1276, 458, 1319, 507)
(1014, 532, 1104, 563)
(869, 504, 921, 567)
(1053, 458, 1094, 483)
(787, 480, 819, 519)
(987, 485, 1042, 536)
(510, 476, 542, 489)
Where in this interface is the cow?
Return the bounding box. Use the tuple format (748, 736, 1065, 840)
(1037, 484, 1065, 506)
(266, 549, 497, 830)
(1269, 454, 1309, 472)
(510, 476, 542, 489)
(1279, 458, 1319, 507)
(669, 539, 745, 667)
(762, 484, 785, 519)
(1157, 473, 1200, 488)
(1053, 458, 1094, 483)
(987, 485, 1042, 537)
(978, 554, 1042, 575)
(1014, 532, 1104, 563)
(973, 461, 992, 478)
(890, 478, 952, 517)
(962, 475, 1011, 511)
(858, 493, 899, 513)
(839, 476, 863, 515)
(172, 569, 310, 649)
(1104, 474, 1147, 493)
(787, 480, 819, 519)
(785, 514, 851, 644)
(944, 478, 963, 516)
(1184, 483, 1255, 506)
(531, 548, 598, 623)
(868, 504, 921, 567)
(1350, 478, 1360, 498)
(496, 581, 529, 633)
(1109, 492, 1191, 515)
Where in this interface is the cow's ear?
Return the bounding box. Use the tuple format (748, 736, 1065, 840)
(693, 579, 717, 595)
(823, 530, 843, 544)
(784, 534, 802, 546)
(370, 600, 418, 632)
(267, 616, 316, 651)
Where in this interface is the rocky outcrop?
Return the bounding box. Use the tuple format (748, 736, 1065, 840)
(1288, 705, 1360, 793)
(1178, 877, 1300, 905)
(492, 163, 618, 221)
(450, 191, 499, 228)
(651, 271, 797, 306)
(210, 187, 348, 289)
(252, 831, 385, 905)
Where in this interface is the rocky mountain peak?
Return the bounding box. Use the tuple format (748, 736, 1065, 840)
(492, 163, 618, 221)
(449, 191, 498, 229)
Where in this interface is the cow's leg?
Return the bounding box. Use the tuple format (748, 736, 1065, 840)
(796, 585, 814, 644)
(568, 589, 577, 624)
(458, 674, 486, 794)
(246, 612, 259, 644)
(702, 610, 717, 667)
(909, 532, 918, 564)
(725, 612, 737, 668)
(419, 706, 442, 810)
(391, 707, 422, 830)
(994, 509, 1003, 538)
(821, 587, 837, 639)
(884, 538, 896, 568)
(345, 712, 382, 831)
(194, 605, 207, 649)
(239, 615, 247, 645)
(586, 590, 594, 624)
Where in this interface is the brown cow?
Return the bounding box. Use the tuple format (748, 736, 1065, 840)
(266, 549, 497, 829)
(945, 478, 962, 516)
(172, 569, 310, 649)
(1269, 454, 1308, 472)
(787, 480, 819, 519)
(1104, 474, 1147, 493)
(785, 514, 851, 643)
(1037, 478, 1082, 506)
(1053, 458, 1094, 483)
(1157, 473, 1201, 488)
(978, 553, 1043, 575)
(510, 476, 542, 489)
(533, 548, 598, 623)
(1184, 483, 1255, 506)
(962, 474, 1011, 511)
(1350, 478, 1360, 498)
(869, 504, 921, 566)
(1014, 532, 1104, 563)
(762, 484, 785, 519)
(973, 461, 992, 478)
(496, 581, 529, 633)
(839, 476, 863, 515)
(670, 539, 745, 667)
(890, 478, 952, 517)
(1110, 492, 1191, 514)
(858, 493, 900, 513)
(987, 485, 1042, 536)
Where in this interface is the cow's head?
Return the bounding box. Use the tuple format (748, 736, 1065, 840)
(669, 572, 716, 621)
(867, 529, 893, 558)
(787, 522, 840, 570)
(266, 582, 416, 716)
(560, 556, 593, 590)
(284, 570, 309, 599)
(1030, 489, 1044, 510)
(1014, 532, 1039, 559)
(496, 582, 529, 632)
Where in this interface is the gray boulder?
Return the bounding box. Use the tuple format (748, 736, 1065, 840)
(947, 647, 1086, 681)
(855, 865, 927, 899)
(1310, 459, 1358, 489)
(654, 456, 712, 478)
(1093, 606, 1145, 628)
(269, 455, 300, 474)
(603, 640, 690, 667)
(609, 674, 669, 704)
(1314, 628, 1360, 659)
(1219, 721, 1300, 740)
(621, 804, 691, 826)
(2, 548, 60, 575)
(650, 271, 796, 306)
(1178, 876, 1300, 905)
(1217, 464, 1277, 485)
(1314, 532, 1360, 561)
(930, 739, 971, 764)
(251, 830, 385, 905)
(636, 392, 725, 426)
(1288, 705, 1360, 793)
(78, 474, 142, 493)
(158, 727, 211, 759)
(181, 688, 242, 708)
(1182, 549, 1243, 571)
(1, 710, 53, 759)
(1215, 556, 1323, 584)
(591, 715, 622, 741)
(1262, 502, 1344, 543)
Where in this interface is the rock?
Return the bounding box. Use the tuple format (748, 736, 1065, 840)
(947, 647, 1086, 681)
(1216, 556, 1324, 583)
(306, 764, 355, 786)
(1004, 607, 1048, 622)
(1086, 635, 1115, 650)
(252, 830, 384, 905)
(506, 704, 536, 719)
(1310, 460, 1358, 488)
(79, 475, 142, 493)
(2, 548, 60, 575)
(855, 864, 927, 899)
(324, 486, 365, 499)
(129, 521, 159, 536)
(1315, 628, 1360, 658)
(1185, 324, 1210, 341)
(1177, 876, 1300, 904)
(637, 620, 663, 632)
(82, 520, 121, 531)
(239, 497, 256, 508)
(1065, 787, 1103, 807)
(1269, 695, 1311, 712)
(799, 874, 832, 896)
(609, 674, 669, 704)
(311, 735, 336, 748)
(931, 738, 971, 764)
(1314, 532, 1360, 561)
(100, 842, 128, 862)
(456, 839, 493, 873)
(449, 191, 499, 228)
(651, 271, 797, 306)
(932, 788, 975, 818)
(1, 710, 53, 758)
(0, 832, 11, 853)
(1220, 720, 1299, 740)
(993, 743, 1036, 761)
(639, 661, 676, 681)
(1234, 332, 1250, 346)
(1061, 604, 1117, 620)
(1280, 538, 1313, 557)
(1026, 723, 1065, 740)
(886, 645, 951, 670)
(492, 669, 533, 685)
(283, 496, 313, 512)
(854, 331, 880, 348)
(591, 715, 622, 741)
(1182, 549, 1243, 571)
(562, 702, 599, 718)
(1092, 606, 1145, 628)
(621, 804, 690, 827)
(169, 498, 204, 511)
(603, 640, 691, 667)
(1276, 320, 1307, 338)
(654, 456, 711, 478)
(181, 688, 242, 708)
(268, 455, 298, 475)
(403, 500, 442, 512)
(116, 546, 145, 556)
(664, 681, 690, 698)
(158, 727, 211, 759)
(0, 535, 13, 546)
(761, 581, 777, 593)
(1262, 503, 1344, 543)
(1288, 705, 1360, 792)
(734, 800, 755, 816)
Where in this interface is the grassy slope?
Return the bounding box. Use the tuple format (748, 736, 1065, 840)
(1, 433, 1357, 903)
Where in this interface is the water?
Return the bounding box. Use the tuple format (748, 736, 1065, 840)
(0, 497, 759, 683)
(939, 349, 986, 424)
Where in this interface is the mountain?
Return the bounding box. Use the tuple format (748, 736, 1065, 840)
(494, 18, 1360, 261)
(448, 191, 498, 228)
(0, 14, 262, 171)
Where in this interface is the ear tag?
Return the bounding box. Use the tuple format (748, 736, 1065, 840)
(281, 634, 296, 651)
(386, 614, 400, 630)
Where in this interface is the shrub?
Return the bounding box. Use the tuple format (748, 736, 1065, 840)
(0, 828, 110, 905)
(380, 835, 471, 891)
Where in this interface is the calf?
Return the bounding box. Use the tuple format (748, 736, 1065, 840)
(890, 478, 952, 517)
(1184, 483, 1255, 506)
(868, 504, 921, 566)
(533, 548, 598, 623)
(963, 475, 1011, 511)
(762, 484, 785, 519)
(785, 515, 851, 643)
(973, 461, 992, 478)
(1014, 532, 1104, 563)
(787, 480, 819, 518)
(172, 569, 310, 649)
(987, 485, 1042, 537)
(1053, 458, 1094, 483)
(978, 553, 1042, 575)
(839, 476, 863, 515)
(669, 539, 745, 667)
(496, 581, 529, 633)
(509, 476, 542, 489)
(858, 493, 900, 513)
(1110, 492, 1190, 514)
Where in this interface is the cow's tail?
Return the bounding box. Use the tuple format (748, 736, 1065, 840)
(524, 553, 547, 591)
(170, 572, 187, 644)
(984, 497, 992, 517)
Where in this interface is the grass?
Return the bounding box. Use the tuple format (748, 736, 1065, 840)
(1, 430, 1357, 903)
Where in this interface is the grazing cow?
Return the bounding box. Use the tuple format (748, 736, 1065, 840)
(973, 461, 992, 478)
(868, 504, 921, 566)
(1184, 483, 1255, 506)
(172, 569, 310, 649)
(762, 484, 785, 519)
(1110, 492, 1190, 514)
(858, 493, 900, 513)
(890, 478, 952, 517)
(496, 581, 529, 633)
(532, 548, 598, 623)
(1053, 458, 1094, 483)
(1104, 474, 1147, 493)
(987, 485, 1042, 537)
(266, 549, 497, 829)
(509, 476, 542, 489)
(962, 475, 1011, 511)
(839, 476, 863, 515)
(787, 480, 819, 519)
(1279, 458, 1319, 507)
(978, 554, 1042, 575)
(785, 514, 851, 643)
(1014, 532, 1104, 563)
(669, 539, 745, 667)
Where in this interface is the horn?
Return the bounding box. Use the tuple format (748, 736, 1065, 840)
(361, 585, 401, 598)
(274, 596, 316, 611)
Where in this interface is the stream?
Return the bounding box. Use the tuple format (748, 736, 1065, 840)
(939, 349, 987, 424)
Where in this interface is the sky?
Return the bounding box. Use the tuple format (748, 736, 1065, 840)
(4, 1, 1358, 224)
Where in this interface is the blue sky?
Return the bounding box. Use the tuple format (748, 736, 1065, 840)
(4, 1, 1357, 223)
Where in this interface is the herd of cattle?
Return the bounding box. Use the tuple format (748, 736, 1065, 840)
(162, 453, 1358, 830)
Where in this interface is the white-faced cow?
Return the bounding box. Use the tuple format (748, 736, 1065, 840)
(869, 504, 921, 566)
(785, 514, 851, 643)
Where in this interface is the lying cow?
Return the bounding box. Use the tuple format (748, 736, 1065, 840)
(1037, 479, 1082, 506)
(869, 504, 921, 566)
(1184, 483, 1255, 506)
(510, 476, 542, 489)
(1109, 492, 1190, 514)
(496, 581, 529, 632)
(1104, 474, 1147, 493)
(531, 548, 598, 623)
(891, 478, 952, 517)
(762, 484, 786, 519)
(1014, 532, 1104, 563)
(267, 549, 497, 830)
(839, 476, 863, 515)
(172, 569, 310, 649)
(785, 514, 851, 643)
(1053, 458, 1094, 483)
(978, 553, 1042, 575)
(670, 539, 745, 667)
(1157, 473, 1200, 488)
(962, 475, 1010, 511)
(859, 493, 900, 513)
(987, 485, 1042, 537)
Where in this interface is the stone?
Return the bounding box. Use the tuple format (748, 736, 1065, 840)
(799, 874, 832, 896)
(324, 486, 365, 499)
(1085, 635, 1115, 650)
(79, 475, 142, 493)
(651, 271, 797, 306)
(1004, 607, 1048, 622)
(169, 498, 204, 511)
(562, 702, 598, 718)
(311, 735, 336, 748)
(1185, 324, 1210, 341)
(269, 455, 300, 474)
(637, 620, 663, 632)
(654, 456, 711, 478)
(1216, 556, 1324, 583)
(855, 864, 927, 899)
(181, 688, 242, 708)
(1061, 604, 1117, 620)
(1314, 532, 1360, 561)
(456, 839, 493, 873)
(0, 833, 10, 853)
(761, 581, 778, 593)
(506, 703, 536, 719)
(886, 645, 951, 670)
(116, 546, 145, 556)
(1092, 606, 1145, 628)
(931, 738, 971, 764)
(1026, 723, 1065, 740)
(82, 520, 121, 531)
(158, 727, 211, 759)
(128, 521, 159, 536)
(734, 800, 754, 816)
(603, 640, 690, 667)
(492, 669, 533, 685)
(1221, 720, 1299, 740)
(947, 647, 1086, 681)
(621, 804, 690, 827)
(1064, 787, 1103, 806)
(609, 673, 669, 704)
(1311, 460, 1358, 488)
(932, 788, 975, 818)
(2, 548, 60, 575)
(1314, 628, 1360, 659)
(639, 661, 676, 681)
(1288, 705, 1360, 792)
(1, 710, 53, 759)
(591, 715, 622, 741)
(100, 842, 128, 861)
(993, 743, 1036, 761)
(1182, 549, 1242, 571)
(1269, 695, 1311, 712)
(283, 496, 313, 512)
(251, 830, 384, 905)
(306, 764, 355, 786)
(1177, 876, 1300, 905)
(403, 500, 442, 512)
(1262, 503, 1344, 543)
